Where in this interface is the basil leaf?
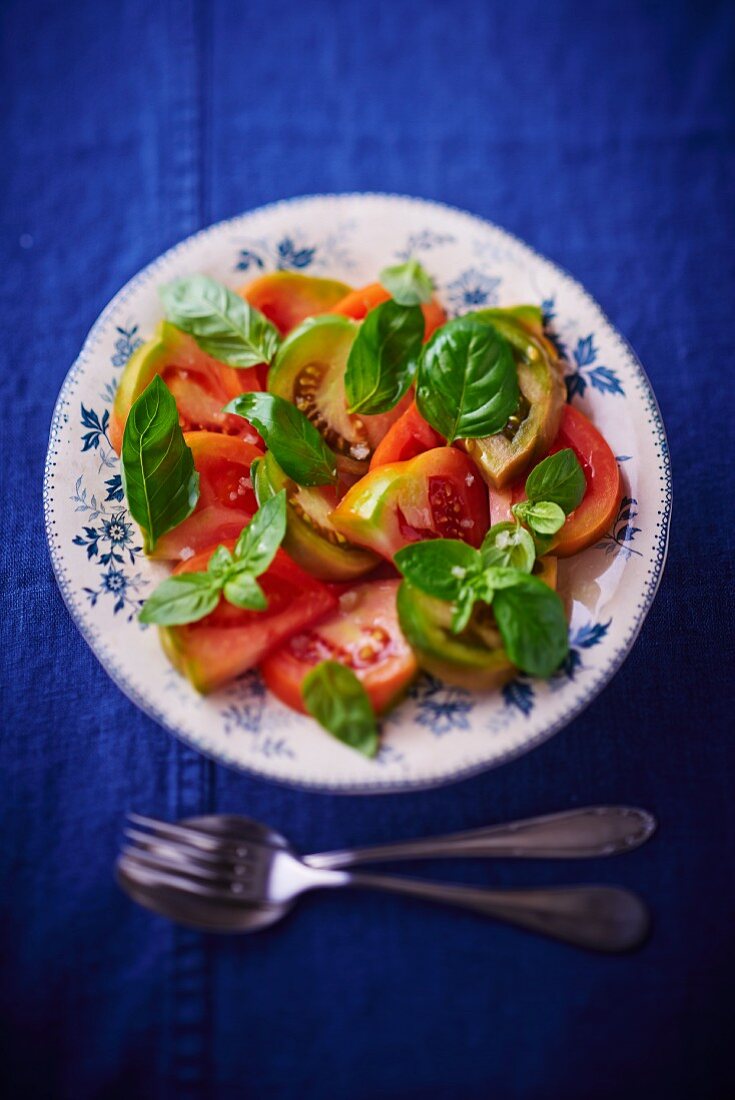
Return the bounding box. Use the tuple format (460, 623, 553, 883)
(483, 565, 528, 590)
(481, 522, 536, 573)
(450, 587, 478, 634)
(160, 274, 280, 369)
(416, 317, 519, 443)
(302, 661, 379, 758)
(379, 259, 434, 306)
(121, 375, 199, 553)
(394, 539, 481, 602)
(223, 572, 267, 611)
(525, 448, 586, 514)
(233, 490, 287, 575)
(345, 300, 424, 415)
(224, 392, 337, 486)
(207, 545, 234, 578)
(492, 575, 569, 678)
(139, 573, 220, 626)
(513, 500, 566, 536)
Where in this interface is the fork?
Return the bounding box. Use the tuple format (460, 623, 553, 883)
(117, 813, 651, 951)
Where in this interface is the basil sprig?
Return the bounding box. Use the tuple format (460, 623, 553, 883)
(512, 500, 566, 536)
(345, 299, 424, 415)
(379, 259, 434, 306)
(481, 522, 536, 573)
(302, 661, 379, 758)
(121, 375, 199, 554)
(343, 259, 433, 416)
(416, 317, 519, 443)
(394, 539, 568, 676)
(524, 448, 586, 514)
(160, 274, 280, 369)
(482, 449, 587, 562)
(224, 392, 337, 486)
(139, 491, 287, 626)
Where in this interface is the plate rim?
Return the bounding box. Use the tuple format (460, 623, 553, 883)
(43, 191, 672, 795)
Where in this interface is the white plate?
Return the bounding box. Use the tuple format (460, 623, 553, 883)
(44, 194, 671, 793)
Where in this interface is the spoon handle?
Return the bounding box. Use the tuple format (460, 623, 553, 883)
(343, 873, 650, 952)
(304, 806, 656, 870)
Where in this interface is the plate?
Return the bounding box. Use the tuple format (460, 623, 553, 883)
(44, 194, 671, 793)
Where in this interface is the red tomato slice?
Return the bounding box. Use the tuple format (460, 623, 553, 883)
(490, 405, 621, 557)
(261, 580, 417, 714)
(160, 544, 337, 693)
(239, 271, 352, 335)
(330, 282, 447, 342)
(109, 325, 262, 454)
(332, 447, 490, 560)
(369, 400, 444, 469)
(150, 432, 263, 561)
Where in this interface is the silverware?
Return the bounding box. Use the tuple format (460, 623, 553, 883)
(302, 806, 656, 868)
(117, 811, 652, 952)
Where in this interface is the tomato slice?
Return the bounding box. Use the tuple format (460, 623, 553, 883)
(330, 282, 447, 341)
(239, 271, 352, 334)
(159, 543, 337, 693)
(331, 447, 490, 560)
(369, 400, 444, 469)
(109, 322, 262, 453)
(261, 580, 417, 714)
(490, 405, 621, 557)
(150, 432, 263, 561)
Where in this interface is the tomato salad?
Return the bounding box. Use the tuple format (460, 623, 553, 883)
(114, 261, 620, 756)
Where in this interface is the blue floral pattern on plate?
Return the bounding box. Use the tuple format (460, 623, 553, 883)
(235, 224, 357, 274)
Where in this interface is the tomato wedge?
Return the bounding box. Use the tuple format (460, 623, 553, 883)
(331, 447, 490, 560)
(490, 405, 621, 557)
(330, 282, 447, 341)
(261, 580, 417, 714)
(109, 322, 262, 453)
(239, 271, 352, 335)
(159, 543, 337, 693)
(369, 400, 444, 469)
(150, 433, 262, 561)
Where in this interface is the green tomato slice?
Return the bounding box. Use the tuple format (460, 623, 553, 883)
(460, 308, 566, 489)
(254, 451, 378, 582)
(396, 581, 514, 691)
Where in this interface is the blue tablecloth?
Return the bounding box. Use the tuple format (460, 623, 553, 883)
(2, 1, 734, 1096)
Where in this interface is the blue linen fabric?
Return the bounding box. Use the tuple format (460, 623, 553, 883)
(1, 0, 734, 1096)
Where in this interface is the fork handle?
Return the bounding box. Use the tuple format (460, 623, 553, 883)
(304, 807, 655, 869)
(342, 873, 649, 952)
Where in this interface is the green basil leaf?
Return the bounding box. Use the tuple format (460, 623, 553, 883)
(450, 587, 478, 634)
(492, 575, 569, 678)
(524, 448, 586, 514)
(121, 375, 199, 553)
(160, 274, 280, 369)
(379, 259, 434, 306)
(513, 500, 566, 536)
(532, 532, 554, 557)
(233, 490, 287, 576)
(416, 317, 519, 443)
(223, 572, 267, 611)
(345, 300, 424, 415)
(224, 392, 337, 486)
(394, 539, 481, 602)
(207, 545, 234, 578)
(250, 457, 264, 504)
(481, 522, 536, 573)
(483, 565, 528, 590)
(139, 573, 220, 626)
(302, 661, 379, 758)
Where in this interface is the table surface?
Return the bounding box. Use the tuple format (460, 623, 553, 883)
(2, 1, 734, 1097)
